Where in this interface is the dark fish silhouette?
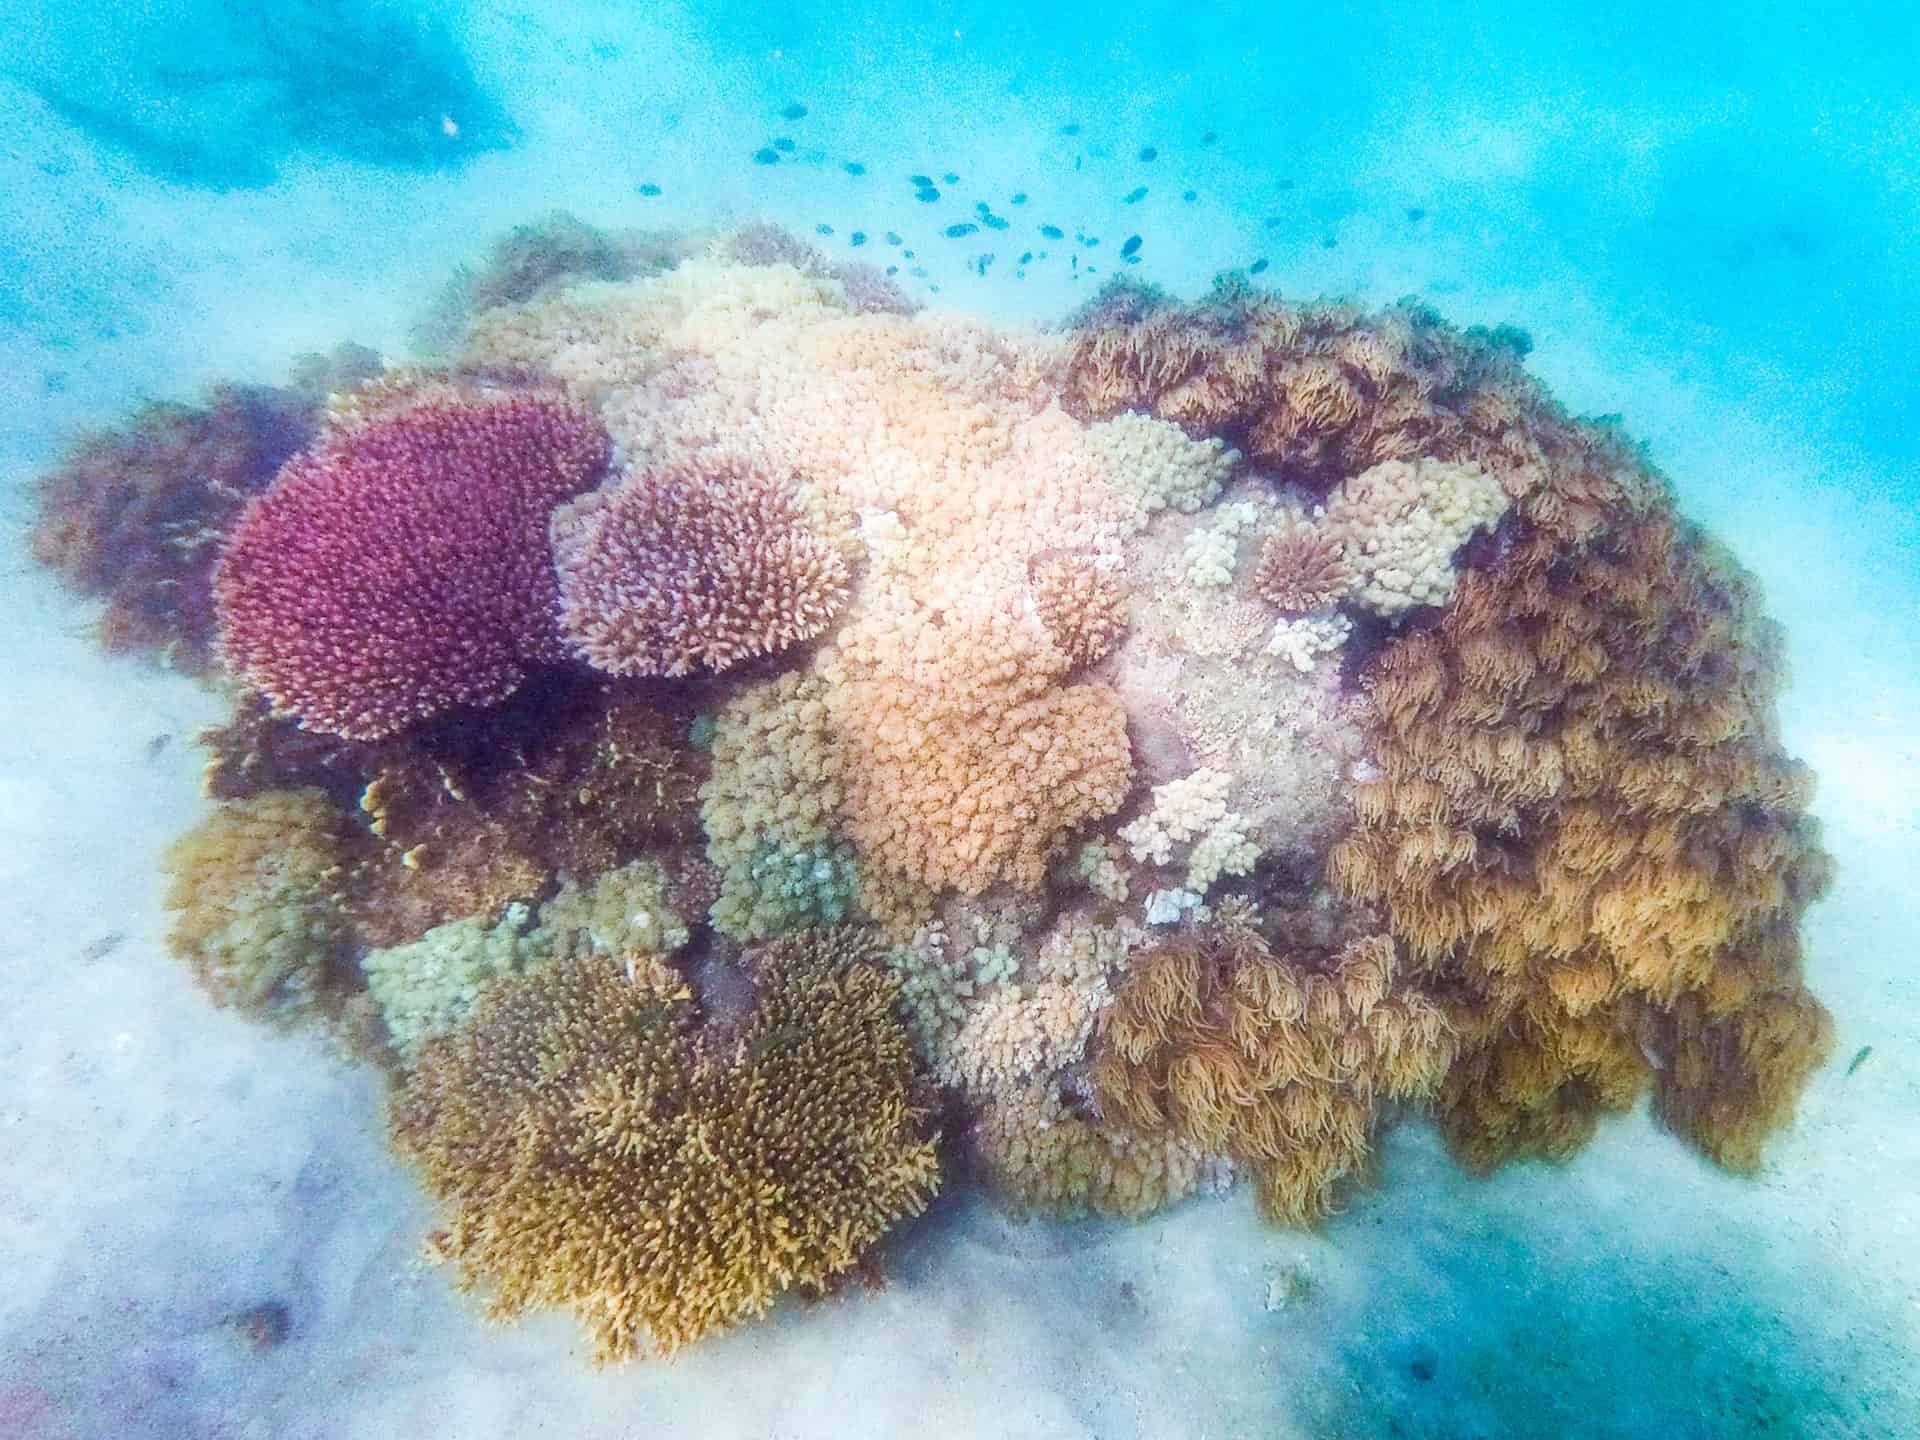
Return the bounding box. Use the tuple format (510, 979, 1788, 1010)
(942, 172, 959, 184)
(885, 230, 903, 245)
(983, 212, 1009, 231)
(946, 221, 979, 237)
(1120, 234, 1141, 257)
(753, 147, 780, 165)
(773, 137, 796, 153)
(816, 223, 834, 236)
(1011, 192, 1027, 205)
(850, 231, 867, 246)
(1201, 130, 1218, 145)
(916, 187, 940, 202)
(1040, 224, 1064, 239)
(844, 161, 867, 176)
(1019, 251, 1033, 263)
(1061, 123, 1082, 136)
(1406, 206, 1426, 222)
(781, 103, 808, 120)
(1181, 189, 1197, 202)
(1138, 145, 1157, 162)
(1249, 258, 1269, 274)
(636, 182, 661, 196)
(1123, 186, 1146, 204)
(910, 174, 934, 187)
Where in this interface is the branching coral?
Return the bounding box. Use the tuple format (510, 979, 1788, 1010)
(1028, 551, 1127, 668)
(215, 389, 610, 739)
(161, 789, 349, 1024)
(1090, 927, 1454, 1224)
(390, 931, 941, 1361)
(551, 449, 850, 678)
(1320, 457, 1507, 617)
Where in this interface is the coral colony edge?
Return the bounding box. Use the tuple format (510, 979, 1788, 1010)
(31, 215, 1833, 1365)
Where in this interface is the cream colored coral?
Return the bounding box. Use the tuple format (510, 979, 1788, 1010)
(539, 860, 688, 957)
(1085, 412, 1240, 523)
(1265, 610, 1354, 673)
(944, 977, 1107, 1092)
(363, 903, 546, 1058)
(1322, 457, 1507, 617)
(1181, 500, 1262, 587)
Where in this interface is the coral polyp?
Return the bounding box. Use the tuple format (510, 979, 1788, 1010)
(33, 219, 1833, 1362)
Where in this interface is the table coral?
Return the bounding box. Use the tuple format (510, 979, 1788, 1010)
(214, 388, 610, 740)
(390, 931, 941, 1361)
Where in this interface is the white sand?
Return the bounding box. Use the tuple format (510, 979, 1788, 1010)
(2, 4, 1916, 1435)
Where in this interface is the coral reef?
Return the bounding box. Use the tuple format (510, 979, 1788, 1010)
(161, 789, 349, 1023)
(390, 931, 941, 1361)
(85, 223, 1835, 1358)
(214, 389, 610, 739)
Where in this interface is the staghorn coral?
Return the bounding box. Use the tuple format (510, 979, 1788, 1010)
(1253, 517, 1353, 614)
(1330, 486, 1833, 1172)
(215, 389, 610, 740)
(161, 789, 349, 1024)
(552, 450, 850, 678)
(390, 931, 941, 1361)
(1091, 928, 1454, 1224)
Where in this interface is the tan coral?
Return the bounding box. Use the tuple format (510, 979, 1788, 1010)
(391, 931, 941, 1362)
(1252, 518, 1354, 613)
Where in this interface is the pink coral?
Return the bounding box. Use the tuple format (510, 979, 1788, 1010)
(214, 391, 609, 740)
(551, 451, 850, 677)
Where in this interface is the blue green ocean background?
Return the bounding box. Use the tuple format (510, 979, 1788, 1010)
(2, 1, 1916, 1435)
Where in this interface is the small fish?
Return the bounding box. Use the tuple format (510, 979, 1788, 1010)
(1061, 123, 1082, 136)
(1123, 186, 1147, 204)
(781, 102, 809, 121)
(886, 264, 899, 275)
(1320, 234, 1338, 249)
(1018, 251, 1033, 264)
(976, 201, 991, 215)
(1138, 145, 1157, 162)
(1846, 1045, 1873, 1077)
(1277, 178, 1295, 190)
(773, 137, 796, 153)
(983, 213, 1009, 231)
(1250, 258, 1269, 274)
(1011, 192, 1027, 205)
(910, 173, 935, 187)
(884, 231, 902, 245)
(903, 248, 916, 259)
(753, 147, 780, 165)
(915, 187, 940, 203)
(816, 223, 835, 236)
(1263, 216, 1281, 230)
(144, 733, 172, 760)
(945, 221, 979, 237)
(1124, 255, 1140, 265)
(844, 161, 867, 176)
(1074, 154, 1082, 171)
(975, 254, 993, 276)
(1015, 269, 1026, 279)
(1181, 189, 1197, 202)
(1120, 234, 1141, 257)
(942, 171, 959, 184)
(81, 932, 126, 962)
(1082, 234, 1100, 247)
(1406, 206, 1426, 222)
(1087, 264, 1098, 274)
(910, 265, 928, 277)
(1040, 224, 1064, 239)
(636, 182, 661, 197)
(1201, 130, 1218, 145)
(849, 231, 867, 246)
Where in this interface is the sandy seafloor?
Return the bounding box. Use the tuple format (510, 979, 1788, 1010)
(2, 2, 1917, 1436)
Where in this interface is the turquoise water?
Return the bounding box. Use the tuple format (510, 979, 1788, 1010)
(3, 3, 1917, 1436)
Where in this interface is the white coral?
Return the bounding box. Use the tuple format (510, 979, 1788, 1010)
(1265, 610, 1353, 673)
(1321, 457, 1507, 618)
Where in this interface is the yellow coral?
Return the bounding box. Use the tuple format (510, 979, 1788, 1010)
(161, 788, 347, 1023)
(390, 930, 940, 1361)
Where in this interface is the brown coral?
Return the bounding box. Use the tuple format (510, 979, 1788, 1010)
(390, 931, 941, 1361)
(1029, 551, 1127, 667)
(1090, 926, 1454, 1223)
(552, 451, 851, 678)
(161, 789, 349, 1023)
(1330, 491, 1833, 1172)
(31, 385, 320, 672)
(1252, 519, 1353, 613)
